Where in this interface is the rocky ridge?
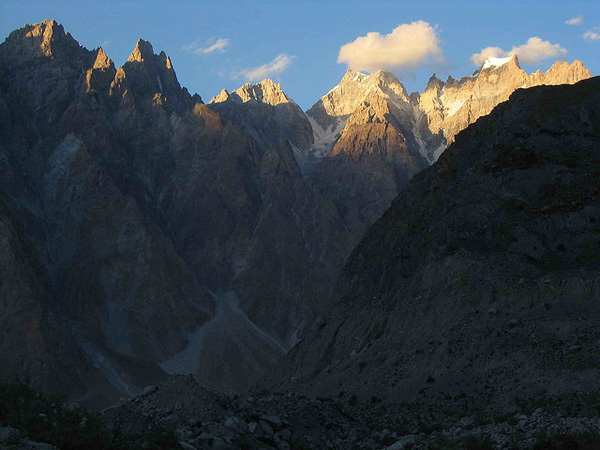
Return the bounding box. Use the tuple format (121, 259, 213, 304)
(302, 57, 589, 237)
(419, 55, 592, 146)
(210, 79, 314, 163)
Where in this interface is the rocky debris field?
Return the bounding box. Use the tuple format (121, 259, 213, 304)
(101, 375, 600, 449)
(0, 426, 58, 450)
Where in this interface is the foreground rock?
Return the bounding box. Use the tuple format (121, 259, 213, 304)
(103, 376, 600, 449)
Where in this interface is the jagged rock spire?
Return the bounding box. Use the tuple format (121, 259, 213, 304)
(127, 39, 155, 62)
(92, 47, 113, 70)
(0, 19, 89, 66)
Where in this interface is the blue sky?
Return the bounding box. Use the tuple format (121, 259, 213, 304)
(1, 0, 598, 109)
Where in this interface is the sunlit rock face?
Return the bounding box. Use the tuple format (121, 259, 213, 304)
(419, 55, 592, 146)
(308, 55, 591, 164)
(210, 79, 314, 169)
(306, 69, 424, 161)
(307, 70, 440, 236)
(304, 56, 591, 237)
(278, 77, 600, 405)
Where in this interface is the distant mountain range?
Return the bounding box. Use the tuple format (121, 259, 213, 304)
(0, 19, 593, 406)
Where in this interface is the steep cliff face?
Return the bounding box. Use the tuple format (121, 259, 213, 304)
(308, 58, 591, 166)
(0, 148, 111, 402)
(305, 57, 591, 237)
(307, 69, 433, 160)
(281, 77, 600, 405)
(308, 71, 439, 235)
(313, 92, 429, 227)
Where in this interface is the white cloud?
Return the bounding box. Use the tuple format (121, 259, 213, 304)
(583, 30, 600, 41)
(512, 37, 567, 64)
(471, 37, 567, 66)
(183, 38, 230, 55)
(565, 16, 584, 26)
(234, 53, 294, 82)
(337, 20, 443, 72)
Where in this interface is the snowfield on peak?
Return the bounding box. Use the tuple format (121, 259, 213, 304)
(482, 56, 514, 70)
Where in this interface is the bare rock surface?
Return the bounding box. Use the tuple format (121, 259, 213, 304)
(304, 57, 589, 242)
(103, 375, 600, 449)
(420, 55, 591, 146)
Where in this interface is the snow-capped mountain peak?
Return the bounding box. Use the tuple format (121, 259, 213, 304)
(481, 54, 519, 70)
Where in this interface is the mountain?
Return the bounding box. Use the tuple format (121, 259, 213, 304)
(419, 55, 592, 146)
(0, 20, 225, 404)
(0, 19, 595, 407)
(304, 56, 591, 236)
(307, 69, 442, 164)
(278, 76, 600, 406)
(309, 55, 591, 163)
(307, 70, 441, 233)
(0, 20, 360, 403)
(209, 79, 314, 168)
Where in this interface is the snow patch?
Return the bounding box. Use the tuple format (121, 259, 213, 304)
(433, 141, 447, 161)
(307, 115, 346, 159)
(411, 109, 431, 164)
(47, 134, 82, 188)
(79, 338, 133, 395)
(482, 56, 513, 70)
(439, 91, 466, 118)
(445, 98, 466, 117)
(156, 75, 163, 93)
(286, 316, 306, 349)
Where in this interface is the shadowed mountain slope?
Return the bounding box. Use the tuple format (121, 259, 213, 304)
(0, 20, 358, 403)
(279, 77, 600, 406)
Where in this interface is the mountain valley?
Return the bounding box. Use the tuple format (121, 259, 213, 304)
(0, 18, 599, 450)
